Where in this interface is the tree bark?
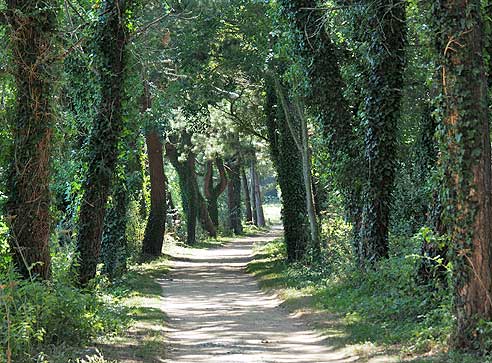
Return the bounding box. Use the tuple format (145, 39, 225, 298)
(6, 1, 59, 280)
(204, 158, 228, 228)
(76, 0, 133, 285)
(358, 0, 406, 266)
(241, 167, 254, 223)
(265, 76, 309, 261)
(142, 130, 167, 257)
(166, 138, 217, 245)
(437, 0, 492, 350)
(251, 158, 265, 227)
(227, 157, 243, 234)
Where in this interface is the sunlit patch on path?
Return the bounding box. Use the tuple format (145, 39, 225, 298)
(161, 228, 378, 363)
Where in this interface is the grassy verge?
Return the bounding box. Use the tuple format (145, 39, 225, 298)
(91, 257, 170, 363)
(247, 238, 488, 363)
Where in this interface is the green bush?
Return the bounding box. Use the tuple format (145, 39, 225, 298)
(0, 263, 128, 362)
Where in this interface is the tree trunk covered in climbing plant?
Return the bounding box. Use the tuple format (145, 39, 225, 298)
(241, 167, 253, 224)
(265, 77, 309, 261)
(204, 158, 228, 228)
(278, 0, 362, 250)
(101, 166, 128, 277)
(358, 0, 406, 266)
(227, 157, 243, 234)
(436, 0, 492, 350)
(6, 1, 60, 280)
(142, 130, 167, 257)
(76, 0, 133, 285)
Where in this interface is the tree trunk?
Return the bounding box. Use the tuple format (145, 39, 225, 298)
(6, 1, 59, 280)
(142, 130, 167, 257)
(76, 0, 132, 285)
(251, 158, 265, 227)
(101, 168, 128, 277)
(241, 167, 253, 223)
(358, 0, 406, 266)
(250, 167, 258, 226)
(204, 158, 228, 228)
(166, 138, 217, 244)
(265, 76, 309, 261)
(437, 0, 492, 350)
(278, 0, 361, 249)
(227, 158, 243, 234)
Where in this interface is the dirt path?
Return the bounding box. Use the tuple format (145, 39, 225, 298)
(159, 229, 362, 363)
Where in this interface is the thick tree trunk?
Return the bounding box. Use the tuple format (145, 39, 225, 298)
(358, 0, 406, 266)
(6, 1, 59, 280)
(251, 158, 265, 227)
(241, 167, 254, 223)
(437, 0, 492, 350)
(227, 158, 243, 234)
(142, 130, 167, 257)
(76, 0, 132, 285)
(265, 77, 310, 261)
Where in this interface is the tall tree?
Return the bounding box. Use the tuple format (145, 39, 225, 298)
(142, 129, 167, 257)
(241, 167, 254, 224)
(226, 156, 243, 234)
(265, 77, 309, 261)
(6, 0, 60, 279)
(359, 0, 406, 265)
(278, 0, 361, 250)
(204, 158, 228, 228)
(76, 0, 134, 284)
(436, 0, 492, 350)
(141, 82, 167, 257)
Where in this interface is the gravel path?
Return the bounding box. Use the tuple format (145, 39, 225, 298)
(160, 229, 360, 363)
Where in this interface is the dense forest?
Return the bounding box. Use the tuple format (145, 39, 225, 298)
(1, 0, 492, 362)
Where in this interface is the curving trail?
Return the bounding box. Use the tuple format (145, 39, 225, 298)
(160, 228, 363, 363)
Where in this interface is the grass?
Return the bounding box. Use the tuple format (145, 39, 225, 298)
(91, 257, 170, 363)
(247, 238, 491, 363)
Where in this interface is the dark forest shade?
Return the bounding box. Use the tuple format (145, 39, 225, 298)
(6, 1, 60, 280)
(76, 0, 133, 285)
(436, 0, 492, 350)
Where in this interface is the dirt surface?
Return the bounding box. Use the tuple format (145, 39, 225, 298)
(160, 228, 396, 363)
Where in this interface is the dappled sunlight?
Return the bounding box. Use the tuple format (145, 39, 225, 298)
(161, 229, 397, 363)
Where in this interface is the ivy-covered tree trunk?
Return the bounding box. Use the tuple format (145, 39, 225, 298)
(250, 169, 258, 226)
(204, 158, 228, 228)
(101, 167, 128, 277)
(436, 0, 492, 350)
(6, 1, 60, 280)
(76, 0, 132, 285)
(142, 130, 167, 257)
(241, 167, 253, 223)
(278, 0, 361, 249)
(359, 0, 406, 266)
(265, 77, 309, 261)
(226, 157, 243, 234)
